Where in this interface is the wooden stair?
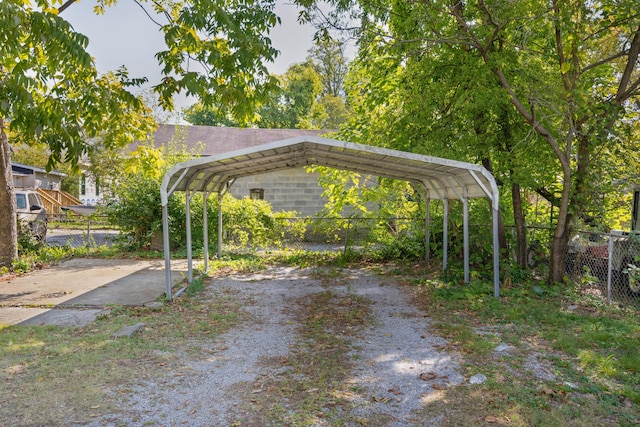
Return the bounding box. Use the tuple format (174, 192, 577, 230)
(37, 189, 82, 215)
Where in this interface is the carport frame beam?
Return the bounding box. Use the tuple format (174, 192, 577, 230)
(160, 136, 502, 301)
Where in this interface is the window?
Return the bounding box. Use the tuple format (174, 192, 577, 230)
(80, 174, 86, 196)
(16, 194, 26, 209)
(28, 194, 39, 207)
(95, 177, 100, 196)
(249, 188, 264, 200)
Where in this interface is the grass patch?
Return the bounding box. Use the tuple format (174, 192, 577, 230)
(407, 273, 640, 426)
(4, 247, 640, 425)
(0, 284, 246, 426)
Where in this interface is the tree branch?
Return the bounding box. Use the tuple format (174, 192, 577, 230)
(616, 24, 640, 104)
(535, 186, 560, 207)
(582, 50, 628, 73)
(618, 77, 640, 100)
(58, 0, 77, 14)
(133, 0, 167, 27)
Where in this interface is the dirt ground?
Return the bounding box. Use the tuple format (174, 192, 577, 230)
(82, 266, 467, 426)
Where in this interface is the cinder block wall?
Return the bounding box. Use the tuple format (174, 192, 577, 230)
(230, 168, 327, 217)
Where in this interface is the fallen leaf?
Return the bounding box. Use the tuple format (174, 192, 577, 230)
(540, 387, 556, 397)
(419, 372, 437, 381)
(388, 387, 403, 395)
(484, 415, 499, 423)
(431, 383, 446, 390)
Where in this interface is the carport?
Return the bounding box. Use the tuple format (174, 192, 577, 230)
(160, 136, 500, 300)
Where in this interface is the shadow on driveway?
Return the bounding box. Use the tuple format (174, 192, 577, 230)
(0, 258, 188, 327)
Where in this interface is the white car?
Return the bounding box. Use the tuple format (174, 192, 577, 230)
(15, 188, 48, 241)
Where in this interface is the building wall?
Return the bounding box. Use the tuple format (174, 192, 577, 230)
(230, 168, 327, 217)
(12, 171, 62, 190)
(79, 174, 102, 206)
(13, 174, 34, 189)
(35, 172, 62, 191)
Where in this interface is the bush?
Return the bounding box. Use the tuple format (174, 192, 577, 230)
(104, 178, 304, 252)
(220, 195, 304, 250)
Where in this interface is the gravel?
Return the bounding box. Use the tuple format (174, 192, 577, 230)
(87, 266, 464, 426)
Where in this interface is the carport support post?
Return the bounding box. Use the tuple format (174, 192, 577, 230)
(442, 199, 449, 273)
(186, 189, 193, 283)
(217, 191, 223, 258)
(492, 201, 500, 297)
(463, 192, 469, 284)
(203, 191, 209, 273)
(425, 197, 431, 263)
(443, 199, 449, 272)
(162, 204, 172, 301)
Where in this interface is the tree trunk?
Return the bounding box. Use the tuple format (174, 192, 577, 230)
(481, 158, 507, 258)
(548, 164, 574, 283)
(550, 216, 572, 283)
(511, 182, 528, 268)
(0, 118, 18, 267)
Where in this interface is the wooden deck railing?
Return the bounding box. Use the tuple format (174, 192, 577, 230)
(37, 189, 82, 215)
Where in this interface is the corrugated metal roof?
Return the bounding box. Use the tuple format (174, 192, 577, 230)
(161, 136, 498, 205)
(160, 135, 501, 300)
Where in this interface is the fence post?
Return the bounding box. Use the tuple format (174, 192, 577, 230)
(607, 232, 614, 305)
(343, 218, 351, 256)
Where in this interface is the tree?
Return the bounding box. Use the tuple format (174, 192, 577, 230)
(0, 0, 282, 267)
(262, 63, 324, 128)
(183, 104, 239, 127)
(307, 37, 350, 98)
(9, 142, 51, 170)
(185, 36, 352, 129)
(0, 2, 155, 266)
(186, 62, 326, 129)
(307, 37, 351, 129)
(297, 0, 640, 283)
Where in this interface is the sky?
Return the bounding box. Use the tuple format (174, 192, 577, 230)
(62, 0, 319, 114)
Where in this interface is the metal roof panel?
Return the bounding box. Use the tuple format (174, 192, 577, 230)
(161, 136, 498, 205)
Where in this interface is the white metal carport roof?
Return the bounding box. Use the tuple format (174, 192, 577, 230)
(160, 136, 500, 299)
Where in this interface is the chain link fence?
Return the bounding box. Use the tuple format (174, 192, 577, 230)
(44, 214, 120, 248)
(29, 210, 640, 307)
(565, 230, 640, 307)
(225, 217, 427, 256)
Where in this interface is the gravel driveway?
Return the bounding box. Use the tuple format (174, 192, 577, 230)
(89, 266, 464, 426)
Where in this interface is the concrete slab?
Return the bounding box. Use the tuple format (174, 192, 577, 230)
(0, 258, 188, 327)
(20, 308, 108, 327)
(0, 307, 50, 326)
